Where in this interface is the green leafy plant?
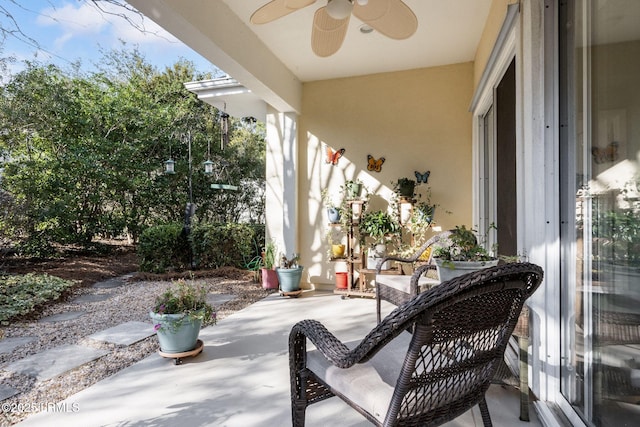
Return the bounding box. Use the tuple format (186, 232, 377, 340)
(0, 273, 75, 325)
(432, 225, 496, 263)
(151, 279, 216, 332)
(342, 179, 364, 200)
(393, 177, 417, 199)
(359, 210, 400, 246)
(279, 253, 301, 269)
(321, 188, 338, 208)
(262, 239, 278, 269)
(338, 180, 370, 230)
(138, 223, 191, 273)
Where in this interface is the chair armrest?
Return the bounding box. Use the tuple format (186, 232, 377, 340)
(290, 312, 414, 369)
(290, 319, 354, 368)
(375, 255, 414, 274)
(410, 264, 437, 288)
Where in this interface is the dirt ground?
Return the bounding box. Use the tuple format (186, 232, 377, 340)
(0, 246, 140, 287)
(0, 244, 257, 287)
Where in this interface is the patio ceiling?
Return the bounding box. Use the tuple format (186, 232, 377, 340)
(222, 0, 492, 82)
(129, 0, 492, 114)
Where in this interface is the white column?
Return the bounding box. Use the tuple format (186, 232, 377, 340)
(265, 106, 298, 259)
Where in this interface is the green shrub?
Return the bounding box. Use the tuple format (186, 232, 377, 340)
(190, 223, 255, 269)
(0, 273, 75, 325)
(137, 223, 191, 273)
(16, 237, 58, 258)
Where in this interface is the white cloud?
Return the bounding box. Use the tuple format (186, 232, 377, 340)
(37, 2, 109, 36)
(36, 1, 180, 50)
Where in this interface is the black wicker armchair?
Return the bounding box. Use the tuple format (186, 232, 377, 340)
(289, 262, 543, 427)
(375, 231, 452, 323)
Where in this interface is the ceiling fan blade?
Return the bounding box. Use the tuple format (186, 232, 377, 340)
(311, 7, 350, 57)
(250, 0, 315, 25)
(285, 0, 316, 8)
(353, 0, 417, 40)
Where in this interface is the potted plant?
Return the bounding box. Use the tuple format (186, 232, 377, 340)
(432, 225, 498, 282)
(150, 280, 216, 353)
(276, 253, 304, 292)
(339, 180, 369, 226)
(359, 210, 400, 269)
(321, 188, 341, 224)
(393, 177, 416, 200)
(343, 179, 364, 199)
(326, 228, 345, 259)
(260, 239, 279, 289)
(406, 200, 438, 246)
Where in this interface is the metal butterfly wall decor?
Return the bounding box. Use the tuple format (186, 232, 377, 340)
(367, 155, 385, 172)
(415, 170, 430, 183)
(326, 147, 346, 165)
(591, 141, 619, 164)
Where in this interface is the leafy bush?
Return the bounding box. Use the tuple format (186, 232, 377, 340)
(190, 223, 255, 269)
(137, 223, 191, 273)
(16, 236, 58, 258)
(0, 273, 75, 325)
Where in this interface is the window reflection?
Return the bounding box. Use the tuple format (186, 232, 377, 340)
(561, 0, 640, 425)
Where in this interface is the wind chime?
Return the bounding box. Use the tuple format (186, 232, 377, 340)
(210, 111, 238, 191)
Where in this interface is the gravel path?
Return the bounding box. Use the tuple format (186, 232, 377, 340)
(0, 275, 273, 425)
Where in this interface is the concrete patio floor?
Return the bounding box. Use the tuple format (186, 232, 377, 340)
(16, 290, 542, 426)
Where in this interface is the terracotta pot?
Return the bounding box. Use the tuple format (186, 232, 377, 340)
(335, 272, 348, 289)
(260, 268, 279, 289)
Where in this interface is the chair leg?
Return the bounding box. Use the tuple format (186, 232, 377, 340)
(291, 370, 308, 427)
(291, 399, 306, 427)
(478, 397, 493, 427)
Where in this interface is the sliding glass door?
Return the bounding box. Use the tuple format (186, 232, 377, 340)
(559, 1, 640, 425)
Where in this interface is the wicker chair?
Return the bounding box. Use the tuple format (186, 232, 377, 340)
(375, 231, 452, 323)
(289, 262, 543, 427)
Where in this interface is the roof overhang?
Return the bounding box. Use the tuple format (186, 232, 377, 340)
(184, 77, 267, 121)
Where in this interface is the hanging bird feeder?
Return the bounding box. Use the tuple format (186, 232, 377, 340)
(210, 157, 238, 191)
(164, 158, 176, 174)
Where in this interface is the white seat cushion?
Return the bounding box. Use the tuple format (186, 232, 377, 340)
(376, 275, 439, 294)
(306, 332, 413, 423)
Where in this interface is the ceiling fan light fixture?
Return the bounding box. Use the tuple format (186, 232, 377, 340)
(356, 0, 368, 5)
(359, 24, 373, 34)
(326, 0, 353, 20)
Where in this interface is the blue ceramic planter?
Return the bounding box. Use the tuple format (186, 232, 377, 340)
(149, 311, 203, 353)
(276, 266, 304, 292)
(327, 207, 341, 223)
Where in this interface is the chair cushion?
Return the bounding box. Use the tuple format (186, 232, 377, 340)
(306, 332, 413, 423)
(376, 275, 439, 294)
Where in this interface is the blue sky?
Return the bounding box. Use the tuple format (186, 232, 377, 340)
(0, 0, 219, 79)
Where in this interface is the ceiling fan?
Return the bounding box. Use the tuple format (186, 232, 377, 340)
(250, 0, 418, 57)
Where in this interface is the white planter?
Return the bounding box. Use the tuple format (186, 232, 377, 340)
(434, 258, 499, 282)
(367, 244, 389, 270)
(367, 256, 390, 270)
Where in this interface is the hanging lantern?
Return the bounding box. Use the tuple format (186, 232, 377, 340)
(203, 159, 214, 175)
(164, 158, 176, 174)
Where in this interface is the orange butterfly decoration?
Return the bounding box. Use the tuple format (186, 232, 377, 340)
(367, 155, 385, 172)
(326, 147, 345, 165)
